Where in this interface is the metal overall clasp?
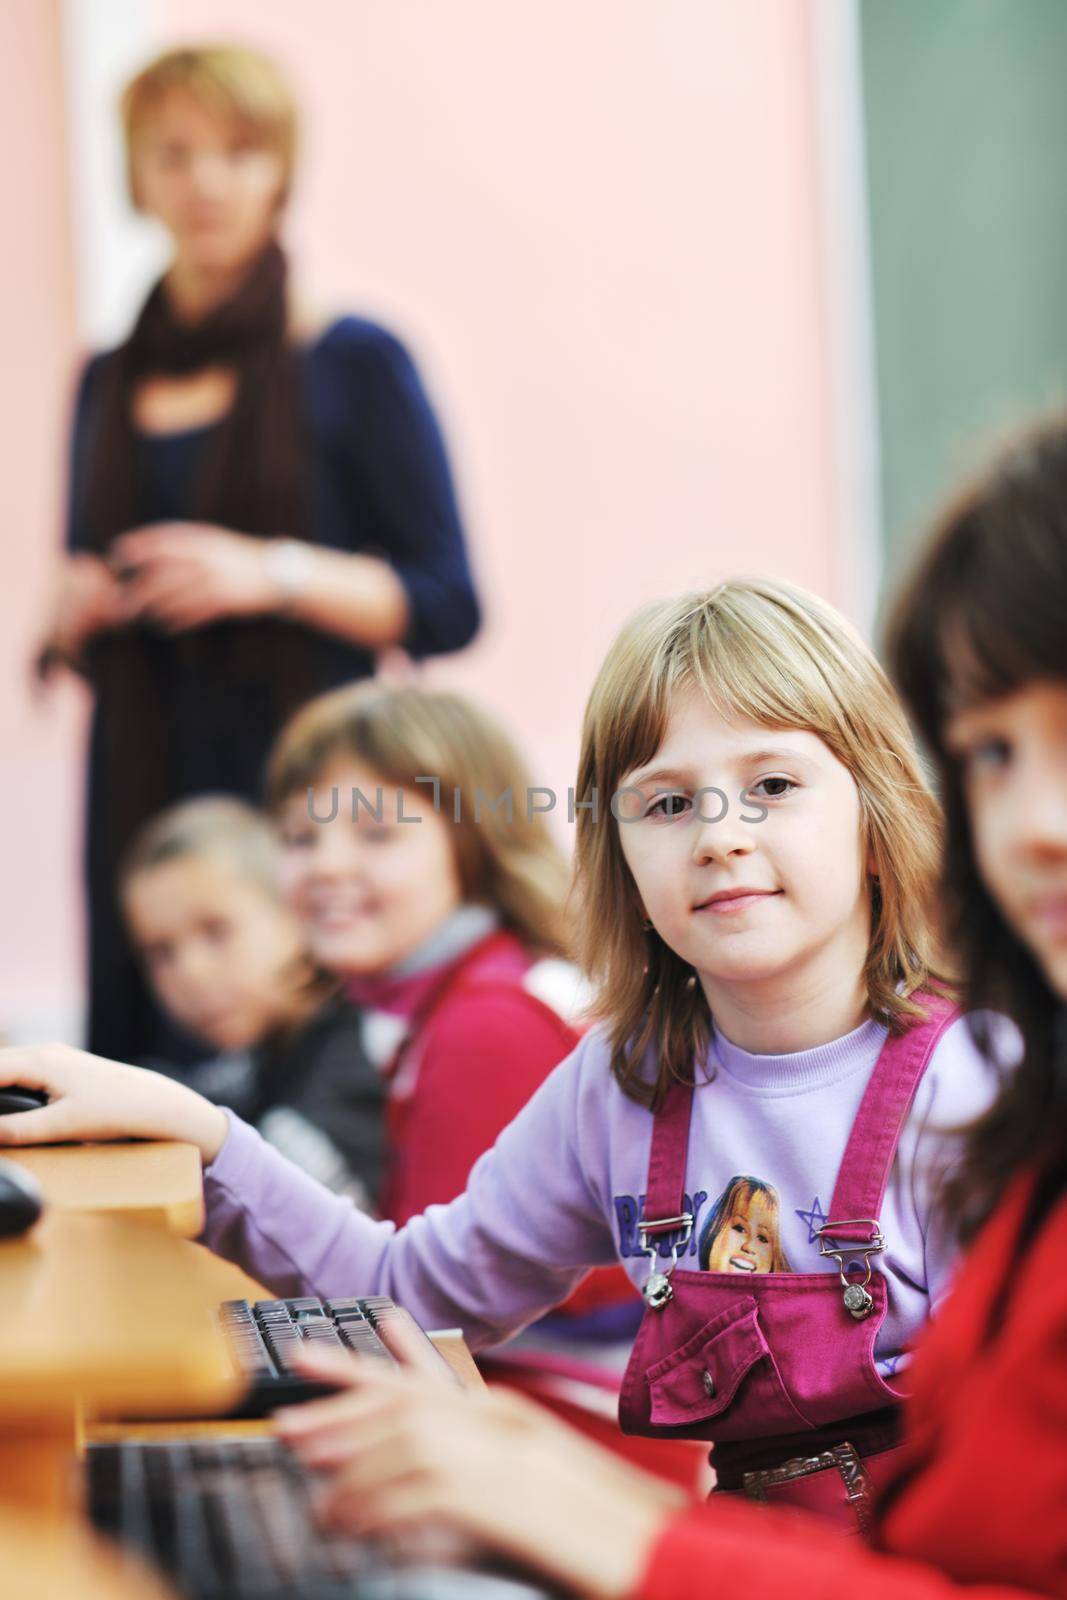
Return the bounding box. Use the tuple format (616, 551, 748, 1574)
(816, 1219, 885, 1321)
(638, 1213, 694, 1310)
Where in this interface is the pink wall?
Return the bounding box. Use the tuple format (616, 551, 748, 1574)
(1, 0, 837, 1034)
(0, 0, 84, 1036)
(157, 0, 838, 801)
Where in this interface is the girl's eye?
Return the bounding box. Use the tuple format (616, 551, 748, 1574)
(961, 737, 1012, 777)
(757, 1231, 770, 1246)
(731, 1220, 745, 1236)
(282, 827, 314, 849)
(360, 826, 393, 844)
(202, 918, 231, 945)
(749, 776, 797, 801)
(646, 791, 690, 819)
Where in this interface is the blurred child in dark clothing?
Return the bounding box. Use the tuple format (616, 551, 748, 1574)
(121, 796, 385, 1204)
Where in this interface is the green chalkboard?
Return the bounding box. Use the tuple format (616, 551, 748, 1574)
(861, 0, 1067, 582)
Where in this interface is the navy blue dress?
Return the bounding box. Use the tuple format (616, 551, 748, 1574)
(67, 317, 481, 1066)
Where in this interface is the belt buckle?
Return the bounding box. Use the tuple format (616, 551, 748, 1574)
(637, 1212, 693, 1310)
(742, 1441, 873, 1533)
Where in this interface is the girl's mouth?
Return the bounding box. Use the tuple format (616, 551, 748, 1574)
(729, 1256, 757, 1273)
(309, 893, 378, 927)
(695, 890, 781, 916)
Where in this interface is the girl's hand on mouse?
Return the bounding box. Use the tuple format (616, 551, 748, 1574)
(276, 1348, 688, 1600)
(0, 1044, 228, 1163)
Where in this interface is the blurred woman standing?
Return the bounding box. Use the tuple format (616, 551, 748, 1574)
(38, 45, 481, 1067)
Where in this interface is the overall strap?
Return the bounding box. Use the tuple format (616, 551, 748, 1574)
(824, 994, 960, 1246)
(641, 1076, 696, 1238)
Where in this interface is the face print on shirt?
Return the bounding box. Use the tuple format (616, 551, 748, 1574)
(698, 1175, 793, 1274)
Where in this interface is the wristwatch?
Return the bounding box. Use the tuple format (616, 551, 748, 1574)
(264, 538, 314, 614)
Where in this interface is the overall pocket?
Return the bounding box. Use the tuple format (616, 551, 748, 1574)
(646, 1296, 813, 1435)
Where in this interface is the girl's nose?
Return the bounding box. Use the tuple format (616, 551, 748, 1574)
(299, 820, 360, 879)
(187, 148, 232, 196)
(173, 941, 217, 989)
(1006, 759, 1067, 861)
(690, 804, 755, 865)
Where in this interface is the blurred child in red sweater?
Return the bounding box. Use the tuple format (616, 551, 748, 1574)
(268, 682, 639, 1355)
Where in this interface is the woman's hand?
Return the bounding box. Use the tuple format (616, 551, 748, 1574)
(276, 1349, 688, 1600)
(37, 553, 127, 672)
(0, 1044, 228, 1164)
(112, 524, 280, 632)
(112, 524, 412, 651)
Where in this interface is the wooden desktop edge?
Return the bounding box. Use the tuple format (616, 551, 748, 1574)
(4, 1144, 481, 1383)
(0, 1143, 484, 1599)
(0, 1139, 484, 1452)
(5, 1141, 205, 1238)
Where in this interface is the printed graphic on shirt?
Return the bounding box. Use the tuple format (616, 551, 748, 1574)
(612, 1186, 854, 1279)
(612, 1183, 905, 1379)
(794, 1194, 830, 1244)
(697, 1175, 793, 1274)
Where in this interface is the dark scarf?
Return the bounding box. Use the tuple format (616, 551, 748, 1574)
(82, 239, 321, 876)
(84, 237, 304, 551)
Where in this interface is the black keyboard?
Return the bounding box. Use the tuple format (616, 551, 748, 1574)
(87, 1437, 547, 1600)
(88, 1436, 371, 1599)
(219, 1295, 458, 1417)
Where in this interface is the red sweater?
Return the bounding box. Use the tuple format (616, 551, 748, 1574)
(635, 1167, 1067, 1599)
(357, 929, 636, 1330)
(377, 930, 580, 1223)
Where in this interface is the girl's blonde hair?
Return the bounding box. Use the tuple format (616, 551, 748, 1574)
(574, 579, 947, 1106)
(267, 682, 572, 958)
(119, 794, 284, 900)
(122, 44, 299, 207)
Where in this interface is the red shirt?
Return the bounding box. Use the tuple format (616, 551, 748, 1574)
(635, 1167, 1067, 1599)
(373, 929, 636, 1330)
(380, 930, 580, 1223)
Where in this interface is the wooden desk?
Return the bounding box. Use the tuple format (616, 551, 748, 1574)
(5, 1142, 204, 1236)
(0, 1212, 239, 1512)
(0, 1141, 482, 1595)
(0, 1502, 173, 1600)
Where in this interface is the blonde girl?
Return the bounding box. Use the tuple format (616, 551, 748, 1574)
(1, 580, 999, 1516)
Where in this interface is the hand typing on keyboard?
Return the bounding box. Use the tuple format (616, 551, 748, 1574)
(218, 1294, 456, 1417)
(274, 1348, 687, 1600)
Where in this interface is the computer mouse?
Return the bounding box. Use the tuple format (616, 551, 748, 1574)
(0, 1086, 48, 1116)
(0, 1158, 43, 1238)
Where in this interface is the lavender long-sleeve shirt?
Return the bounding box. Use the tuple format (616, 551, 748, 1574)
(202, 1015, 1002, 1373)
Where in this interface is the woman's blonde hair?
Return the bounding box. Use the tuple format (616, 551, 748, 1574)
(267, 682, 572, 958)
(122, 44, 299, 207)
(574, 579, 947, 1106)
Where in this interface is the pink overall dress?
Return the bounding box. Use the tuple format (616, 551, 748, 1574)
(618, 996, 959, 1529)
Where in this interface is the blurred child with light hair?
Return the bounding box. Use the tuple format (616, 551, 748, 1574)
(121, 794, 385, 1204)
